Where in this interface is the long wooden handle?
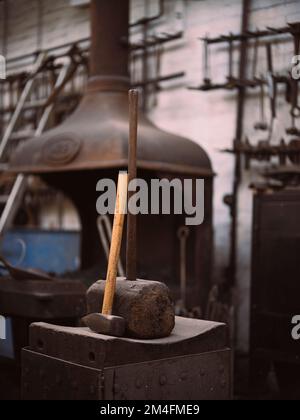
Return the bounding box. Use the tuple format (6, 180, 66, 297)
(102, 172, 128, 315)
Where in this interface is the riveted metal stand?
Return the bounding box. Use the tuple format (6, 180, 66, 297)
(22, 317, 231, 400)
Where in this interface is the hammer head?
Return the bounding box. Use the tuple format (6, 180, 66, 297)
(87, 278, 175, 340)
(82, 313, 126, 337)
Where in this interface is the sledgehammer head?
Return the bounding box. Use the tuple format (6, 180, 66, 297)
(82, 313, 126, 337)
(87, 278, 175, 340)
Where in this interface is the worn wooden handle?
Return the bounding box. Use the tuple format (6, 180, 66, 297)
(102, 172, 128, 315)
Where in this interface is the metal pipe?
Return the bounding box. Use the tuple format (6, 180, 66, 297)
(228, 0, 251, 288)
(90, 0, 129, 78)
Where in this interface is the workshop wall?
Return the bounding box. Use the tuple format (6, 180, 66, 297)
(0, 0, 298, 353)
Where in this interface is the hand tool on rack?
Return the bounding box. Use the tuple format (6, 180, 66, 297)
(254, 80, 269, 131)
(82, 172, 128, 337)
(84, 90, 175, 339)
(226, 36, 235, 87)
(265, 43, 277, 142)
(251, 35, 268, 131)
(202, 36, 212, 88)
(286, 27, 300, 135)
(175, 226, 190, 316)
(251, 36, 259, 82)
(290, 24, 300, 119)
(286, 106, 300, 136)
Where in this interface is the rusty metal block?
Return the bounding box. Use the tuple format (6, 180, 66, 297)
(22, 317, 232, 400)
(103, 350, 231, 400)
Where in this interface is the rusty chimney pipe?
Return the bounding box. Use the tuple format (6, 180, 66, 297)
(90, 0, 129, 79)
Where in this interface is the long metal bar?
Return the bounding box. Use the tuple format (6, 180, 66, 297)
(0, 60, 71, 235)
(228, 0, 251, 288)
(130, 0, 164, 27)
(203, 23, 300, 44)
(126, 90, 138, 281)
(127, 31, 183, 51)
(6, 38, 90, 66)
(136, 71, 185, 88)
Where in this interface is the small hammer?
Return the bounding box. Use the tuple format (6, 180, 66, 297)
(82, 171, 128, 337)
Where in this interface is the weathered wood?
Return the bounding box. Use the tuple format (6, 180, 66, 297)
(102, 172, 128, 315)
(87, 278, 175, 339)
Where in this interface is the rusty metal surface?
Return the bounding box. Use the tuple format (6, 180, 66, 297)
(22, 348, 231, 401)
(28, 317, 227, 369)
(22, 316, 231, 400)
(0, 277, 86, 318)
(104, 350, 231, 400)
(8, 0, 212, 177)
(22, 349, 101, 400)
(9, 80, 212, 177)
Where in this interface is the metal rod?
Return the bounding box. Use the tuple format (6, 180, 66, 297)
(203, 36, 211, 83)
(135, 71, 185, 88)
(228, 37, 234, 81)
(229, 0, 251, 288)
(126, 89, 139, 281)
(252, 37, 259, 79)
(6, 37, 90, 66)
(126, 31, 183, 51)
(130, 0, 164, 27)
(202, 22, 300, 44)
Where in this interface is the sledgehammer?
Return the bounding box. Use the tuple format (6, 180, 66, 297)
(84, 89, 175, 339)
(82, 171, 128, 337)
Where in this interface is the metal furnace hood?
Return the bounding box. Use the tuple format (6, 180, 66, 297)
(8, 0, 213, 177)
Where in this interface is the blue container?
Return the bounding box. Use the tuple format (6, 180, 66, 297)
(0, 228, 81, 358)
(0, 228, 81, 274)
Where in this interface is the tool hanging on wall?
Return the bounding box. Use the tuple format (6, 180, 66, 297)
(176, 226, 190, 316)
(265, 43, 277, 142)
(227, 36, 235, 87)
(202, 36, 212, 88)
(254, 82, 269, 131)
(286, 27, 300, 136)
(127, 0, 185, 110)
(223, 137, 300, 170)
(290, 24, 300, 119)
(252, 36, 259, 80)
(192, 22, 300, 93)
(252, 38, 269, 131)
